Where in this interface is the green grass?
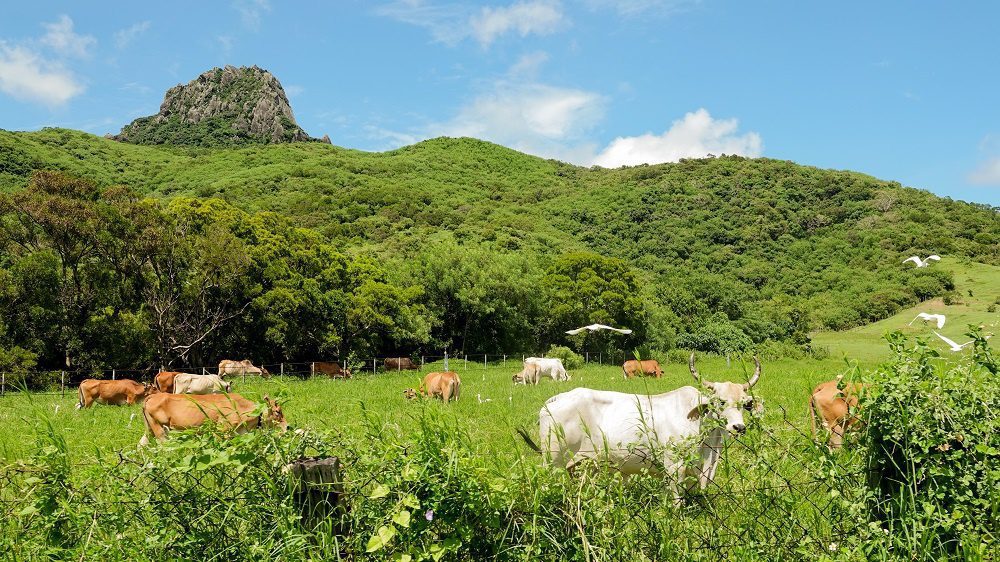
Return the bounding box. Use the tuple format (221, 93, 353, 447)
(813, 258, 1000, 362)
(0, 355, 864, 464)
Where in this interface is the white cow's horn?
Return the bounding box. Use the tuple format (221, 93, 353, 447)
(746, 356, 761, 389)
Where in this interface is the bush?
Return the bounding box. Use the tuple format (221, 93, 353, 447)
(545, 345, 583, 370)
(861, 330, 1000, 556)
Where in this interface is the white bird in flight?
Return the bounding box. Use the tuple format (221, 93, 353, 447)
(903, 255, 941, 268)
(933, 331, 975, 352)
(565, 323, 633, 335)
(909, 313, 946, 329)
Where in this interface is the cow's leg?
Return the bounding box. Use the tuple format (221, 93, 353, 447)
(829, 424, 845, 449)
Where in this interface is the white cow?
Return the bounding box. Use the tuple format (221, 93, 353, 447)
(172, 373, 231, 395)
(517, 357, 569, 383)
(519, 354, 760, 496)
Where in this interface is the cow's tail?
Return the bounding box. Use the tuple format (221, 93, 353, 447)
(76, 384, 84, 409)
(808, 392, 818, 440)
(517, 428, 542, 455)
(451, 377, 461, 401)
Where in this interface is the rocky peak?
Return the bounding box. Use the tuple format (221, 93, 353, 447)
(116, 65, 318, 146)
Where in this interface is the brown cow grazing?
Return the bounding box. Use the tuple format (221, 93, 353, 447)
(622, 359, 664, 379)
(810, 378, 866, 449)
(312, 361, 352, 379)
(154, 371, 184, 393)
(138, 393, 287, 446)
(218, 359, 271, 379)
(404, 371, 461, 403)
(77, 379, 156, 409)
(385, 357, 419, 371)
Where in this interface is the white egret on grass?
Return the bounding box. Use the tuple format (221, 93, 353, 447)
(909, 313, 946, 329)
(565, 324, 633, 335)
(903, 255, 941, 268)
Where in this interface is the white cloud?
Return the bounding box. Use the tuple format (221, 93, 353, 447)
(0, 42, 84, 106)
(508, 51, 549, 78)
(470, 1, 564, 46)
(968, 157, 1000, 186)
(377, 0, 565, 47)
(584, 0, 700, 16)
(40, 15, 96, 58)
(114, 21, 151, 49)
(591, 109, 762, 167)
(217, 35, 235, 54)
(234, 0, 271, 31)
(284, 84, 304, 97)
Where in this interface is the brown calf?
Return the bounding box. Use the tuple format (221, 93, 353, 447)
(809, 378, 866, 449)
(385, 357, 419, 371)
(139, 393, 287, 446)
(77, 379, 155, 409)
(622, 359, 663, 379)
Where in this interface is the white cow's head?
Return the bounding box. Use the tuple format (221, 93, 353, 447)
(688, 353, 761, 435)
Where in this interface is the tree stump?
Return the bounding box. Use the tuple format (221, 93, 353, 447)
(286, 457, 346, 532)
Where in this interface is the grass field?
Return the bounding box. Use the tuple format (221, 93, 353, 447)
(0, 355, 854, 464)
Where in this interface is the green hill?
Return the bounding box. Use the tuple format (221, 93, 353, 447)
(0, 127, 998, 372)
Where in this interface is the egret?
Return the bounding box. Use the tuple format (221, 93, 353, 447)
(933, 331, 975, 352)
(903, 255, 940, 268)
(565, 323, 633, 335)
(909, 312, 946, 329)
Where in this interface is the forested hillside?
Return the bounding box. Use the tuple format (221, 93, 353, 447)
(1, 127, 998, 374)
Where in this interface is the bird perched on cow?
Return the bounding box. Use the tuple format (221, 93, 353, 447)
(902, 255, 940, 268)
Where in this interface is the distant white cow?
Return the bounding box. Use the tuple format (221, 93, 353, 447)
(526, 357, 570, 381)
(519, 354, 760, 497)
(218, 359, 270, 379)
(173, 373, 231, 395)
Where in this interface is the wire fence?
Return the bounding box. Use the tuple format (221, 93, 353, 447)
(0, 351, 623, 397)
(0, 404, 872, 558)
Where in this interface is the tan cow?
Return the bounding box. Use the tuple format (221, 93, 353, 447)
(312, 361, 352, 379)
(173, 373, 231, 394)
(138, 393, 287, 446)
(622, 359, 664, 379)
(218, 359, 271, 379)
(77, 379, 156, 409)
(404, 371, 461, 403)
(154, 371, 184, 393)
(809, 377, 866, 449)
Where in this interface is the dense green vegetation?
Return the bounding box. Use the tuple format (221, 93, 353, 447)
(1, 127, 998, 373)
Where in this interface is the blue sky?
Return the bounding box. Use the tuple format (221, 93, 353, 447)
(1, 1, 998, 205)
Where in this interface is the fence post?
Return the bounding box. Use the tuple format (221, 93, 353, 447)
(243, 367, 246, 385)
(1, 372, 4, 396)
(112, 369, 116, 380)
(503, 354, 506, 367)
(586, 351, 589, 364)
(373, 359, 376, 375)
(311, 362, 315, 377)
(281, 363, 285, 377)
(444, 351, 449, 371)
(61, 371, 66, 397)
(397, 359, 400, 373)
(464, 355, 467, 370)
(484, 354, 487, 369)
(421, 356, 425, 367)
(202, 367, 207, 375)
(286, 457, 344, 532)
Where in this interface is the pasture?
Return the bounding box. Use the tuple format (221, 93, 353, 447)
(0, 356, 849, 464)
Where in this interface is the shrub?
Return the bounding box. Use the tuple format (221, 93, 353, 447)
(545, 345, 583, 370)
(861, 330, 1000, 556)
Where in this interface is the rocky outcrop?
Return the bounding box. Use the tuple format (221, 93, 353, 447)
(116, 65, 318, 146)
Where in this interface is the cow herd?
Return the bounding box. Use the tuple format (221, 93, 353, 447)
(71, 353, 863, 490)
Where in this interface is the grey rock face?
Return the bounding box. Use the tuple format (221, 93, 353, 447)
(116, 65, 317, 146)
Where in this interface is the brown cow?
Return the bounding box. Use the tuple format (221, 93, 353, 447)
(809, 378, 866, 449)
(622, 359, 664, 379)
(77, 379, 156, 409)
(154, 371, 184, 393)
(312, 361, 352, 379)
(404, 371, 461, 403)
(138, 393, 287, 446)
(385, 357, 419, 371)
